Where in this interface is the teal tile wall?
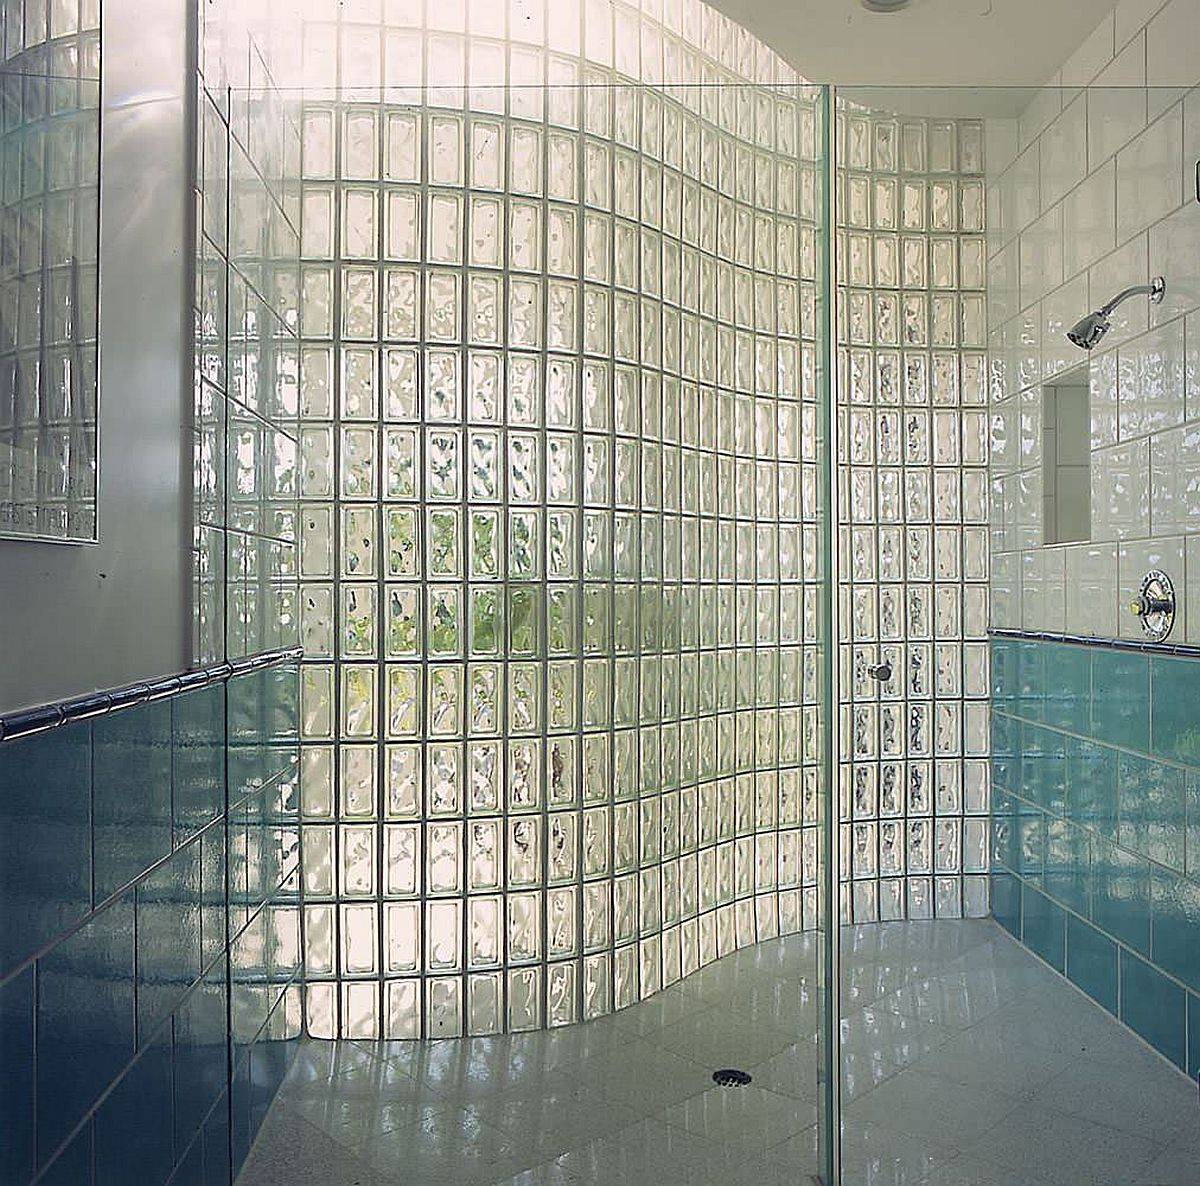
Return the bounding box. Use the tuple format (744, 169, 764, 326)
(991, 636, 1200, 1076)
(0, 664, 300, 1186)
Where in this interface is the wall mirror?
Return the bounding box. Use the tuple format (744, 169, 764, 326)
(1042, 363, 1091, 546)
(0, 2, 101, 542)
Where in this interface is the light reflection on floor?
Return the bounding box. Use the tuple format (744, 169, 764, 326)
(237, 919, 1197, 1185)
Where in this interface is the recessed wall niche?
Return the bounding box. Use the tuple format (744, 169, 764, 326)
(1042, 365, 1091, 546)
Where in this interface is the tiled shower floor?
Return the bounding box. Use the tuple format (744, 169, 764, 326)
(237, 920, 1199, 1186)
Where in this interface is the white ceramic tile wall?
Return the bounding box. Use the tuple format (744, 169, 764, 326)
(987, 0, 1200, 643)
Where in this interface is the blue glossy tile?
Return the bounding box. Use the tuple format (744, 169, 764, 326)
(171, 1136, 205, 1186)
(1092, 838, 1151, 956)
(1043, 818, 1091, 917)
(991, 869, 1020, 937)
(230, 916, 292, 1064)
(36, 895, 135, 1163)
(37, 1124, 93, 1186)
(230, 1049, 252, 1177)
(1066, 736, 1118, 843)
(137, 839, 203, 1042)
(1015, 801, 1046, 884)
(1120, 948, 1187, 1069)
(1188, 771, 1200, 880)
(229, 666, 298, 810)
(1021, 884, 1065, 972)
(173, 681, 226, 842)
(250, 1027, 298, 1151)
(1150, 654, 1200, 766)
(1065, 914, 1118, 1014)
(1117, 752, 1185, 871)
(990, 638, 1017, 712)
(200, 826, 228, 972)
(1, 667, 301, 1186)
(174, 969, 229, 1155)
(0, 966, 35, 1185)
(227, 807, 249, 942)
(1151, 871, 1200, 995)
(94, 1030, 173, 1186)
(202, 1088, 231, 1186)
(989, 791, 1019, 873)
(0, 724, 92, 977)
(1020, 723, 1067, 813)
(1188, 993, 1200, 1080)
(240, 793, 296, 928)
(93, 699, 173, 901)
(990, 711, 1019, 792)
(1044, 642, 1090, 734)
(1015, 640, 1045, 721)
(1090, 649, 1150, 752)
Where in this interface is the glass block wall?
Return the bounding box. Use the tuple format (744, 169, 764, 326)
(0, 0, 100, 540)
(836, 104, 991, 925)
(289, 1, 829, 1039)
(194, 2, 303, 669)
(191, 0, 306, 1170)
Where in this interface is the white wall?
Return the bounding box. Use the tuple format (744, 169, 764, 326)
(987, 0, 1200, 641)
(0, 0, 194, 714)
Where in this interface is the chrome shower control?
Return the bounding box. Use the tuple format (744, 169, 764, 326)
(1128, 570, 1175, 642)
(867, 661, 892, 682)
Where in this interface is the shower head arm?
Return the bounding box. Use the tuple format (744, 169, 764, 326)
(1097, 277, 1166, 317)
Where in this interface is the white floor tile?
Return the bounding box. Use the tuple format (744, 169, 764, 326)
(236, 919, 1193, 1186)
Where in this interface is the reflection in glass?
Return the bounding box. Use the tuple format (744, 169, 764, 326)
(0, 7, 101, 541)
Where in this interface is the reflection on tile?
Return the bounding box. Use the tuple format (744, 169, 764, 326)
(0, 725, 92, 976)
(658, 1083, 810, 1164)
(93, 699, 173, 901)
(841, 1114, 960, 1185)
(235, 920, 1197, 1186)
(498, 1118, 725, 1186)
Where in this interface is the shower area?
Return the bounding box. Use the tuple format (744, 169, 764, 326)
(4, 0, 1200, 1183)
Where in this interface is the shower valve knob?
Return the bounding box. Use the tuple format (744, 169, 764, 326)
(1128, 571, 1176, 642)
(867, 661, 892, 682)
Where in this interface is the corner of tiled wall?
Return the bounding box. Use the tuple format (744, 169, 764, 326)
(988, 0, 1200, 640)
(988, 0, 1200, 1077)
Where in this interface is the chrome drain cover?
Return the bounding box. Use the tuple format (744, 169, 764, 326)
(712, 1068, 752, 1087)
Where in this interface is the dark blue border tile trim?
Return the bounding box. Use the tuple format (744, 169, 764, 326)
(988, 627, 1200, 660)
(0, 648, 302, 743)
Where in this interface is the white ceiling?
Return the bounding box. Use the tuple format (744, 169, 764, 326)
(708, 0, 1117, 89)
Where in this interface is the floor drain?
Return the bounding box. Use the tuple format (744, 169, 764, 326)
(712, 1068, 752, 1087)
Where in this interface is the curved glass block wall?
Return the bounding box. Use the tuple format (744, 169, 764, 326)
(290, 2, 829, 1039)
(0, 2, 101, 540)
(836, 102, 991, 925)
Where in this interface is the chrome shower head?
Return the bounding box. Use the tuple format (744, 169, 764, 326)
(1066, 310, 1110, 350)
(1066, 276, 1166, 350)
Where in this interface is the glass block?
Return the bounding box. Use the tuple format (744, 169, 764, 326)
(287, 31, 839, 1036)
